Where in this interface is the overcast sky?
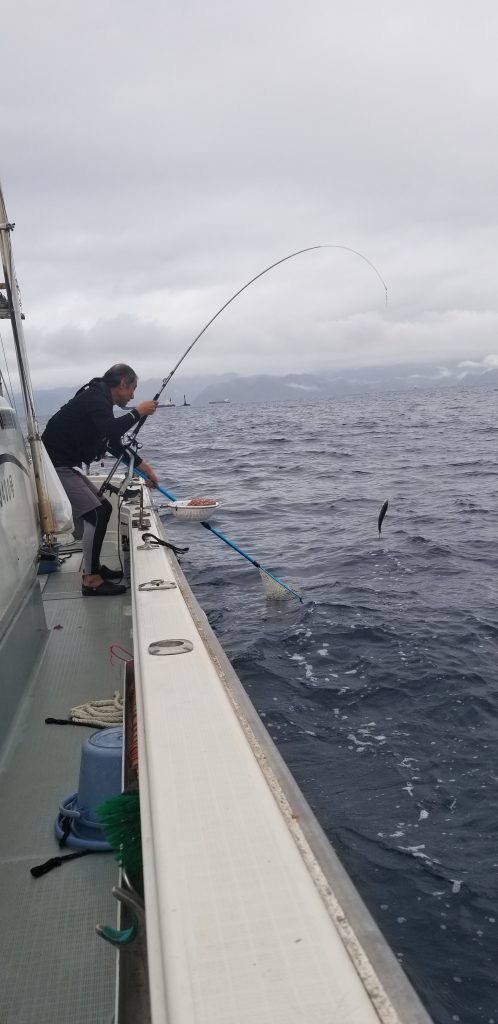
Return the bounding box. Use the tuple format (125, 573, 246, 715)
(2, 0, 498, 391)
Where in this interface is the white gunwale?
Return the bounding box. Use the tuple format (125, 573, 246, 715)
(126, 488, 432, 1024)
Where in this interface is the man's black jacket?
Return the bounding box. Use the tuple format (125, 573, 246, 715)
(42, 380, 143, 468)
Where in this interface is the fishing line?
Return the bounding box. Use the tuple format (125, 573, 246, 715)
(133, 468, 302, 602)
(101, 243, 388, 492)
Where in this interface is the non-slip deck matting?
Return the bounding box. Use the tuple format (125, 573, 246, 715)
(0, 549, 130, 1024)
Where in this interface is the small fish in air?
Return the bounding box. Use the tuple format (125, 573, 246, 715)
(378, 499, 388, 536)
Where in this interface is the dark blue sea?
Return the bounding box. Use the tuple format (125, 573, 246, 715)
(144, 385, 498, 1024)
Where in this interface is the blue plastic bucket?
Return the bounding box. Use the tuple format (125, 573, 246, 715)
(77, 727, 123, 821)
(54, 726, 123, 850)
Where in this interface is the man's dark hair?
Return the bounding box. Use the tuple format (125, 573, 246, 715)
(102, 364, 137, 388)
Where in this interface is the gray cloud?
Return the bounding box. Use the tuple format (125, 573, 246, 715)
(2, 0, 498, 390)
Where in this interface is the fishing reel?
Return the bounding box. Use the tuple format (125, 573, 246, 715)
(122, 434, 143, 452)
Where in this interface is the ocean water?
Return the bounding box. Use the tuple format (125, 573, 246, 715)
(144, 384, 498, 1024)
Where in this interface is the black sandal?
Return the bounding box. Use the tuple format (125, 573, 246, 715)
(82, 580, 127, 597)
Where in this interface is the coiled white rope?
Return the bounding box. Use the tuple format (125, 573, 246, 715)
(70, 691, 123, 727)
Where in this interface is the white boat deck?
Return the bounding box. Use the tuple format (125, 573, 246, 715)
(0, 479, 432, 1024)
(0, 534, 127, 1024)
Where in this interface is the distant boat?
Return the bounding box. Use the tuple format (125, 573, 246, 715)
(158, 397, 175, 407)
(182, 395, 190, 406)
(209, 399, 230, 405)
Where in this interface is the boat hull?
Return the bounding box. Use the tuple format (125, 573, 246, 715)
(0, 398, 40, 639)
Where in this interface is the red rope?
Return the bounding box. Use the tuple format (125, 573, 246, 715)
(129, 690, 139, 774)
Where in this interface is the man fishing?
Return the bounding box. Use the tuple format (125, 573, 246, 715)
(42, 364, 158, 596)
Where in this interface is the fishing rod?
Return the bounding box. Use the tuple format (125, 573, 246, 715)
(133, 467, 303, 602)
(100, 244, 388, 493)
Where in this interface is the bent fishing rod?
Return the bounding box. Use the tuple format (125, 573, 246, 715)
(99, 243, 388, 494)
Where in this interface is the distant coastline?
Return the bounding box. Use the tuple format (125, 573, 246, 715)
(23, 361, 498, 417)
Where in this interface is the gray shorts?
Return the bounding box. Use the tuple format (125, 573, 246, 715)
(56, 467, 103, 526)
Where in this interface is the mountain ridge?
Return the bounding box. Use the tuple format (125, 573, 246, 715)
(7, 362, 498, 416)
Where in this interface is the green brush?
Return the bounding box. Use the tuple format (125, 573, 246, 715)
(96, 792, 143, 895)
